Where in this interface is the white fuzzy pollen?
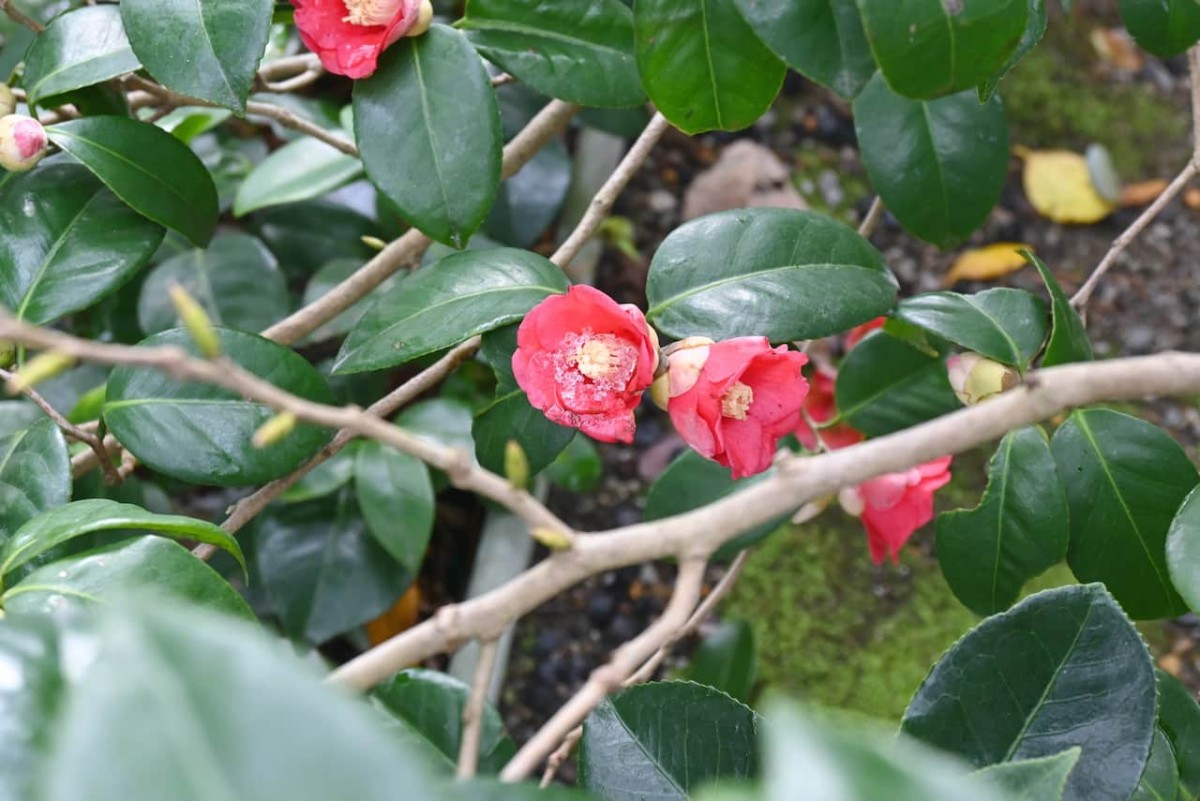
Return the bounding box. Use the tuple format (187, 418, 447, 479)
(342, 0, 402, 26)
(721, 382, 754, 419)
(575, 339, 618, 380)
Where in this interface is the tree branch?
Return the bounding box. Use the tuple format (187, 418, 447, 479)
(858, 196, 885, 239)
(0, 0, 42, 32)
(457, 639, 500, 778)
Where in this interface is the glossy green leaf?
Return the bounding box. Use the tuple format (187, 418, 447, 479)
(544, 434, 602, 493)
(731, 0, 875, 98)
(979, 0, 1048, 100)
(634, 0, 785, 134)
(1156, 669, 1200, 799)
(253, 488, 411, 644)
(937, 427, 1069, 616)
(1131, 730, 1180, 801)
(46, 117, 219, 247)
(581, 681, 760, 799)
(645, 208, 897, 341)
(22, 5, 140, 105)
(3, 537, 252, 619)
(301, 258, 396, 343)
(1168, 486, 1200, 616)
(854, 73, 1009, 247)
(121, 0, 273, 112)
(0, 499, 244, 579)
(250, 200, 379, 280)
(484, 138, 572, 248)
(233, 134, 362, 216)
(279, 446, 358, 503)
(462, 0, 646, 107)
(1052, 409, 1196, 619)
(0, 164, 164, 326)
(372, 668, 516, 775)
(354, 25, 502, 248)
(835, 331, 959, 437)
(473, 391, 575, 478)
(972, 749, 1081, 801)
(645, 450, 787, 559)
(104, 328, 334, 486)
(0, 420, 69, 544)
(354, 441, 434, 575)
(902, 584, 1157, 801)
(1026, 251, 1092, 367)
(0, 405, 45, 440)
(857, 0, 1026, 98)
(765, 702, 1011, 801)
(39, 600, 440, 801)
(1120, 0, 1200, 57)
(334, 247, 568, 374)
(896, 289, 1048, 368)
(136, 232, 289, 335)
(686, 620, 757, 703)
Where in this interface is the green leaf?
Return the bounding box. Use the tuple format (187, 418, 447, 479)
(937, 427, 1069, 616)
(354, 441, 435, 575)
(354, 25, 502, 248)
(1155, 670, 1200, 799)
(473, 391, 575, 477)
(1051, 409, 1196, 619)
(46, 117, 219, 247)
(1026, 251, 1092, 367)
(0, 164, 165, 326)
(447, 780, 597, 801)
(22, 5, 140, 106)
(279, 446, 358, 503)
(462, 0, 646, 107)
(0, 499, 244, 579)
(634, 0, 786, 134)
(731, 0, 875, 98)
(1119, 0, 1200, 57)
(3, 537, 253, 619)
(854, 73, 1009, 247)
(835, 331, 959, 437)
(645, 208, 897, 341)
(104, 328, 334, 486)
(249, 200, 379, 280)
(136, 232, 289, 335)
(334, 247, 568, 374)
(902, 584, 1157, 801)
(0, 419, 69, 543)
(483, 138, 572, 248)
(765, 702, 1011, 801)
(857, 0, 1027, 98)
(1131, 730, 1180, 801)
(121, 0, 273, 112)
(686, 620, 757, 703)
(979, 0, 1048, 101)
(895, 289, 1048, 368)
(645, 450, 787, 559)
(38, 600, 441, 801)
(1168, 485, 1200, 616)
(301, 258, 397, 343)
(544, 434, 602, 493)
(580, 681, 760, 799)
(372, 668, 517, 775)
(253, 488, 411, 644)
(972, 749, 1081, 801)
(233, 134, 363, 216)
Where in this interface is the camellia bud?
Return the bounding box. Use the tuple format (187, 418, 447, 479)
(652, 336, 715, 410)
(946, 353, 1019, 406)
(252, 411, 297, 448)
(168, 283, 222, 359)
(5, 351, 75, 394)
(504, 439, 530, 490)
(0, 85, 16, 118)
(0, 114, 48, 173)
(409, 0, 434, 36)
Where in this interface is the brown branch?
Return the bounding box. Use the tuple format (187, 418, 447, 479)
(858, 196, 885, 238)
(0, 0, 42, 32)
(457, 639, 500, 778)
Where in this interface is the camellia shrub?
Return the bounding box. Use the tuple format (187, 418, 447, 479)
(1, 0, 1200, 799)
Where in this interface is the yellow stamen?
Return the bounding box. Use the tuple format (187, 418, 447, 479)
(720, 382, 754, 419)
(342, 0, 401, 27)
(575, 339, 617, 380)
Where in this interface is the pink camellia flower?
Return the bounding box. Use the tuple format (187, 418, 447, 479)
(794, 364, 864, 451)
(0, 114, 47, 173)
(513, 285, 659, 444)
(839, 456, 953, 564)
(291, 0, 433, 79)
(844, 316, 886, 350)
(667, 337, 809, 479)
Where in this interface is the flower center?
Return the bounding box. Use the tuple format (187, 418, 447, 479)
(342, 0, 402, 27)
(720, 382, 754, 419)
(574, 338, 619, 380)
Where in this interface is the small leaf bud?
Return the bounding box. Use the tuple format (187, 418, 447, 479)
(168, 283, 222, 359)
(530, 526, 575, 551)
(252, 411, 297, 448)
(6, 351, 75, 394)
(504, 439, 530, 490)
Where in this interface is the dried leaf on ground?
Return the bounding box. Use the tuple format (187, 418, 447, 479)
(1020, 148, 1117, 224)
(682, 139, 807, 221)
(943, 242, 1033, 286)
(1090, 26, 1144, 72)
(1120, 178, 1170, 207)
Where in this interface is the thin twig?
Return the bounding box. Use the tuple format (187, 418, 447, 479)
(0, 0, 42, 32)
(457, 639, 500, 778)
(258, 54, 323, 83)
(71, 434, 120, 479)
(0, 367, 120, 484)
(539, 727, 583, 788)
(500, 559, 708, 782)
(858, 196, 885, 238)
(551, 112, 672, 267)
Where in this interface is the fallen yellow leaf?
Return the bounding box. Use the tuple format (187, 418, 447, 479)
(1021, 149, 1117, 224)
(943, 242, 1033, 286)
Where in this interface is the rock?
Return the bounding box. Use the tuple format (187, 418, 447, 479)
(682, 139, 808, 220)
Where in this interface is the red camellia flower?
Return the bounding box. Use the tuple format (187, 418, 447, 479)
(292, 0, 432, 79)
(839, 457, 953, 564)
(794, 365, 864, 451)
(513, 285, 659, 444)
(666, 337, 809, 480)
(844, 316, 886, 350)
